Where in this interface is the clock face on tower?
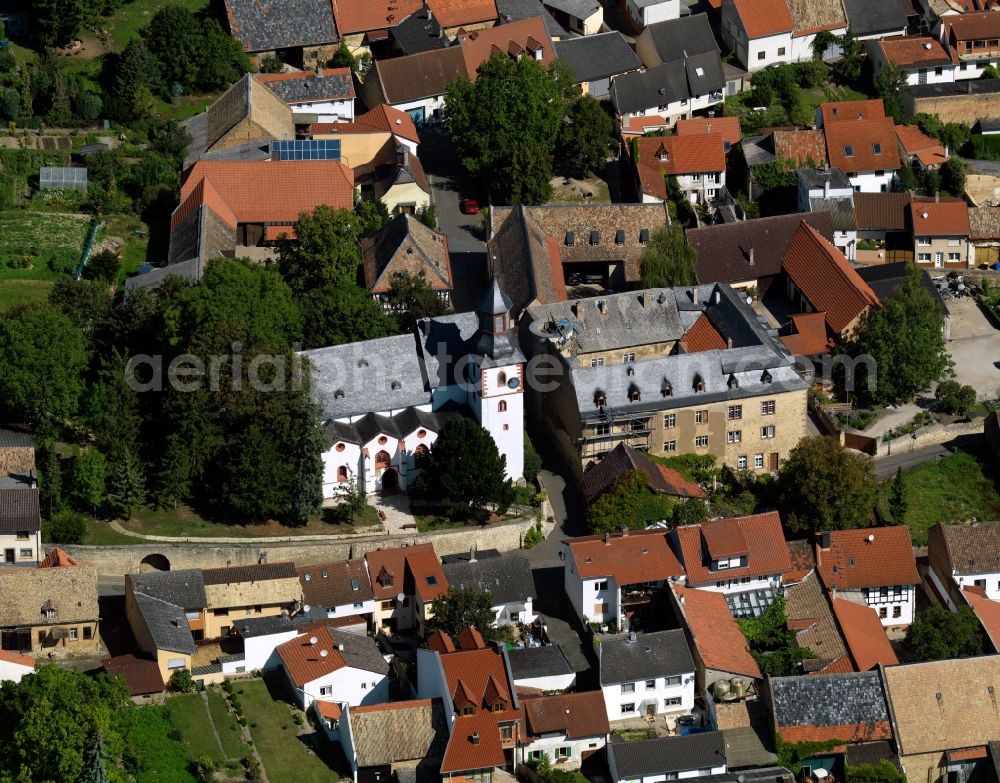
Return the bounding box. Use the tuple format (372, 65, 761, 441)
(507, 377, 520, 389)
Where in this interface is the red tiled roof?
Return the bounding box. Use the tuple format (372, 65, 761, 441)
(681, 313, 728, 353)
(313, 104, 421, 146)
(909, 200, 971, 237)
(772, 129, 828, 167)
(102, 654, 165, 696)
(0, 649, 35, 668)
(702, 517, 749, 560)
(780, 312, 831, 356)
(460, 17, 554, 78)
(675, 116, 743, 147)
(566, 529, 685, 585)
(427, 629, 457, 653)
(785, 539, 816, 584)
(457, 626, 486, 650)
(671, 584, 761, 678)
(546, 235, 568, 303)
(830, 598, 899, 671)
(581, 443, 706, 504)
(621, 116, 671, 136)
(896, 124, 948, 167)
(522, 691, 611, 740)
(315, 700, 342, 720)
(945, 11, 1000, 41)
(332, 0, 423, 34)
(39, 548, 80, 568)
(366, 543, 448, 602)
(963, 586, 1000, 650)
(782, 222, 880, 335)
(635, 136, 726, 198)
(441, 711, 510, 773)
(878, 35, 956, 69)
(174, 160, 354, 229)
(825, 115, 900, 175)
(947, 746, 990, 763)
(781, 722, 892, 743)
(813, 654, 855, 675)
(276, 628, 348, 688)
(819, 99, 886, 127)
(673, 512, 792, 586)
(264, 225, 296, 241)
(815, 526, 919, 590)
(428, 0, 498, 28)
(732, 0, 794, 37)
(440, 646, 513, 711)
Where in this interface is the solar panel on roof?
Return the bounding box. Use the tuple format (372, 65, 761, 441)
(269, 139, 341, 161)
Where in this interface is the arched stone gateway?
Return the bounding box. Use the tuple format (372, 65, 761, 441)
(380, 468, 400, 496)
(139, 553, 170, 572)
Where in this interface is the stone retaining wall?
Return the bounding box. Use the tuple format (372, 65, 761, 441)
(57, 511, 551, 576)
(876, 419, 985, 457)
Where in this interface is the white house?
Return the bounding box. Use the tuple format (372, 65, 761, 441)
(233, 615, 300, 672)
(721, 0, 794, 71)
(598, 630, 696, 724)
(797, 169, 857, 260)
(255, 69, 356, 122)
(442, 550, 536, 627)
(543, 0, 604, 35)
(820, 101, 899, 193)
(626, 0, 679, 30)
(869, 36, 957, 87)
(0, 488, 41, 567)
(607, 731, 728, 783)
(303, 278, 526, 501)
(941, 13, 1000, 81)
(634, 135, 727, 205)
(928, 521, 1000, 608)
(298, 559, 376, 625)
(563, 529, 686, 630)
(815, 527, 920, 627)
(276, 626, 390, 710)
(507, 645, 577, 693)
(521, 691, 610, 769)
(0, 650, 34, 683)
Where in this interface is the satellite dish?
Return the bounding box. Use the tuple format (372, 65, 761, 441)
(745, 295, 753, 305)
(397, 592, 406, 603)
(303, 604, 311, 613)
(309, 636, 318, 645)
(320, 649, 329, 658)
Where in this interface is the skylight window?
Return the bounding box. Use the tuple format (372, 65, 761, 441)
(873, 142, 882, 154)
(426, 575, 438, 586)
(844, 145, 854, 157)
(695, 66, 704, 77)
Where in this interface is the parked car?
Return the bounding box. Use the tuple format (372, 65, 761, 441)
(460, 199, 480, 215)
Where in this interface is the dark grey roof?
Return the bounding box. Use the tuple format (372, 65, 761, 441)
(191, 663, 222, 675)
(977, 117, 1000, 133)
(202, 562, 297, 584)
(224, 0, 338, 53)
(555, 32, 641, 83)
(133, 592, 198, 655)
(497, 0, 568, 37)
(235, 614, 296, 638)
(507, 645, 574, 681)
(125, 257, 205, 293)
(910, 79, 1000, 99)
(543, 0, 601, 18)
(218, 652, 245, 664)
(770, 671, 890, 728)
(329, 628, 390, 675)
(610, 54, 723, 115)
(798, 168, 852, 192)
(609, 732, 728, 778)
(599, 629, 695, 685)
(843, 0, 907, 37)
(845, 742, 899, 768)
(810, 197, 856, 232)
(644, 14, 720, 63)
(442, 552, 535, 606)
(391, 10, 448, 55)
(0, 489, 40, 533)
(258, 71, 354, 104)
(856, 262, 945, 314)
(322, 407, 455, 448)
(129, 569, 207, 610)
(0, 429, 33, 449)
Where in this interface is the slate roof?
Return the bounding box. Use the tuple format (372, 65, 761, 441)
(125, 257, 205, 293)
(362, 213, 452, 294)
(132, 592, 197, 654)
(129, 569, 207, 610)
(235, 613, 296, 638)
(611, 56, 724, 115)
(507, 645, 574, 681)
(799, 168, 853, 192)
(497, 0, 568, 36)
(255, 69, 355, 104)
(671, 584, 762, 679)
(522, 690, 610, 739)
(882, 658, 1000, 756)
(643, 14, 720, 63)
(442, 551, 535, 607)
(770, 671, 893, 743)
(909, 78, 1000, 100)
(687, 212, 834, 284)
(782, 222, 880, 334)
(809, 198, 855, 233)
(830, 598, 899, 671)
(816, 526, 919, 590)
(581, 443, 706, 504)
(554, 32, 641, 84)
(598, 629, 695, 685)
(322, 408, 454, 449)
(224, 0, 339, 52)
(931, 521, 1000, 575)
(202, 562, 296, 585)
(0, 429, 32, 449)
(843, 0, 907, 37)
(348, 699, 449, 767)
(390, 10, 447, 54)
(298, 559, 374, 609)
(609, 732, 727, 778)
(103, 654, 166, 696)
(0, 489, 40, 533)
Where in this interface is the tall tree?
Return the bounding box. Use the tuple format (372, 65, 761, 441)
(72, 450, 107, 514)
(141, 5, 205, 93)
(874, 61, 908, 122)
(84, 350, 142, 465)
(39, 447, 63, 519)
(80, 731, 110, 783)
(109, 37, 161, 121)
(501, 137, 554, 205)
(276, 206, 364, 293)
(301, 284, 395, 349)
(940, 157, 967, 197)
(386, 272, 448, 333)
(639, 225, 698, 288)
(33, 0, 88, 47)
(0, 305, 89, 431)
(557, 95, 615, 177)
(107, 449, 146, 519)
(903, 605, 983, 661)
(888, 467, 908, 525)
(424, 418, 511, 511)
(427, 587, 500, 640)
(778, 436, 876, 533)
(848, 264, 948, 406)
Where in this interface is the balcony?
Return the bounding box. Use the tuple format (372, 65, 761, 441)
(621, 587, 657, 606)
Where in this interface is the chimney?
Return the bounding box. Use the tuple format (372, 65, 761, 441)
(605, 532, 611, 545)
(944, 144, 949, 158)
(598, 299, 608, 314)
(727, 337, 733, 349)
(574, 302, 585, 321)
(824, 178, 830, 198)
(748, 247, 755, 267)
(691, 287, 699, 304)
(469, 545, 477, 563)
(936, 192, 940, 203)
(471, 732, 480, 746)
(707, 122, 712, 134)
(640, 291, 649, 309)
(620, 527, 629, 537)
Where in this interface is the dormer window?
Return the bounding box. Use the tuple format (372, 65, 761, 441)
(595, 390, 606, 408)
(590, 230, 600, 245)
(659, 150, 669, 162)
(626, 366, 635, 377)
(461, 706, 475, 716)
(351, 578, 359, 590)
(493, 700, 506, 712)
(391, 380, 402, 390)
(728, 374, 739, 389)
(628, 383, 641, 402)
(693, 374, 705, 392)
(761, 369, 772, 384)
(566, 231, 575, 246)
(873, 142, 882, 154)
(615, 229, 625, 245)
(334, 389, 345, 400)
(661, 379, 672, 397)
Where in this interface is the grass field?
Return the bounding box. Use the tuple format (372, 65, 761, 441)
(0, 211, 90, 262)
(84, 518, 139, 545)
(0, 279, 53, 312)
(131, 706, 198, 783)
(876, 447, 1000, 545)
(116, 505, 360, 539)
(167, 694, 231, 765)
(239, 678, 347, 783)
(206, 691, 245, 759)
(105, 0, 211, 52)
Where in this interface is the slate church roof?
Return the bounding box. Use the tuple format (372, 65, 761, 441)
(224, 0, 339, 53)
(770, 671, 893, 743)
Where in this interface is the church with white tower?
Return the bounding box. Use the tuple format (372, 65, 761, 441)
(300, 278, 525, 499)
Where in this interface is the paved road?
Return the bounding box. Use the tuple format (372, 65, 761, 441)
(875, 443, 951, 478)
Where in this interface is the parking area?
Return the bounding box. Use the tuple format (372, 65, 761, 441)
(945, 297, 1000, 400)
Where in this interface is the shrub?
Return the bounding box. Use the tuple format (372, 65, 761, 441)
(970, 134, 1000, 160)
(167, 669, 196, 693)
(43, 509, 86, 544)
(935, 379, 977, 414)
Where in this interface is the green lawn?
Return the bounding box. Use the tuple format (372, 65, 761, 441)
(876, 448, 1000, 545)
(84, 518, 139, 545)
(166, 693, 230, 765)
(105, 0, 211, 52)
(239, 678, 347, 782)
(131, 706, 198, 783)
(152, 92, 222, 122)
(206, 691, 245, 759)
(116, 505, 358, 539)
(0, 279, 53, 312)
